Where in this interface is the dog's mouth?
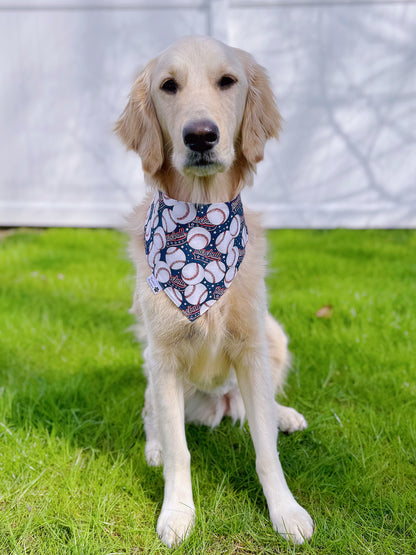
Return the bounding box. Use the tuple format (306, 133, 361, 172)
(183, 152, 226, 177)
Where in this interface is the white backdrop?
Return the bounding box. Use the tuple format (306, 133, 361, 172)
(0, 0, 415, 228)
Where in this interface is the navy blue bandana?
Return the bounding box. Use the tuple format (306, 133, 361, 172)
(144, 191, 248, 321)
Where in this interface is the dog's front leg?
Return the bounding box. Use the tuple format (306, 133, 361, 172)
(148, 352, 195, 547)
(236, 343, 314, 544)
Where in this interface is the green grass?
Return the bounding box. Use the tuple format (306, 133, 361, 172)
(0, 227, 415, 554)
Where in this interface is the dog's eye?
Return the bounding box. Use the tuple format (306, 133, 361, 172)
(160, 78, 179, 94)
(218, 75, 237, 90)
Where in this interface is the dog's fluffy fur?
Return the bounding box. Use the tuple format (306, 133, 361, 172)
(116, 36, 314, 547)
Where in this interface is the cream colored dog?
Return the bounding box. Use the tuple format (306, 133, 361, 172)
(116, 36, 314, 547)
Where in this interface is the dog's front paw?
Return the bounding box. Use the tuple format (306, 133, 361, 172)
(157, 503, 195, 547)
(277, 405, 308, 434)
(271, 500, 314, 544)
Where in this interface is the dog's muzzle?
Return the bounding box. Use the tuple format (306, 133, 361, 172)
(183, 119, 219, 153)
(182, 119, 225, 176)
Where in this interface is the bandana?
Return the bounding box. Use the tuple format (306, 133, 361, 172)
(144, 191, 248, 321)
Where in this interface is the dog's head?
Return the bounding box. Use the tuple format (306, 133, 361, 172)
(115, 36, 281, 183)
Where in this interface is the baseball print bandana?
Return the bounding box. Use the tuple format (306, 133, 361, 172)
(144, 191, 248, 321)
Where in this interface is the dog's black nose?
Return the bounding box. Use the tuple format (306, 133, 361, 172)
(183, 120, 219, 153)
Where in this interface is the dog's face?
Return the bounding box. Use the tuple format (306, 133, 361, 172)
(150, 37, 249, 177)
(116, 36, 281, 182)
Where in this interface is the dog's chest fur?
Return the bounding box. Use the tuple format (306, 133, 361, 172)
(177, 317, 235, 391)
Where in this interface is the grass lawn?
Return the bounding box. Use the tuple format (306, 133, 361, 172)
(0, 227, 415, 554)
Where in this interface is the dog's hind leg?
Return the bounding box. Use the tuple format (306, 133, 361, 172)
(266, 313, 308, 434)
(266, 312, 290, 393)
(276, 404, 308, 434)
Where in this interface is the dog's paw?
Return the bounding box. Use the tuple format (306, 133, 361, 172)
(277, 405, 308, 434)
(145, 442, 163, 467)
(157, 504, 195, 547)
(271, 501, 314, 544)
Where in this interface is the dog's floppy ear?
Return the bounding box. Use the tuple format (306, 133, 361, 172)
(115, 60, 164, 175)
(237, 50, 282, 165)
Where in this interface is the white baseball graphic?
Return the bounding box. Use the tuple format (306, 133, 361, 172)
(172, 202, 197, 224)
(241, 226, 248, 248)
(224, 265, 237, 288)
(162, 194, 176, 207)
(152, 226, 166, 251)
(204, 260, 226, 283)
(148, 245, 161, 268)
(229, 215, 241, 238)
(226, 246, 239, 267)
(181, 262, 205, 285)
(165, 246, 186, 270)
(161, 208, 177, 233)
(216, 231, 234, 254)
(154, 261, 171, 284)
(184, 283, 208, 305)
(164, 286, 183, 307)
(187, 227, 211, 250)
(206, 203, 229, 225)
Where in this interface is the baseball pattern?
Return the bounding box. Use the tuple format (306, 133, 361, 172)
(204, 260, 226, 283)
(181, 262, 205, 285)
(144, 191, 248, 321)
(165, 246, 186, 270)
(187, 227, 211, 250)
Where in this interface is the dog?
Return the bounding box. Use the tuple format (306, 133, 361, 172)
(115, 35, 314, 547)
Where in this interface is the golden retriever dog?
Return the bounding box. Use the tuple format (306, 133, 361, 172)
(115, 35, 314, 547)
